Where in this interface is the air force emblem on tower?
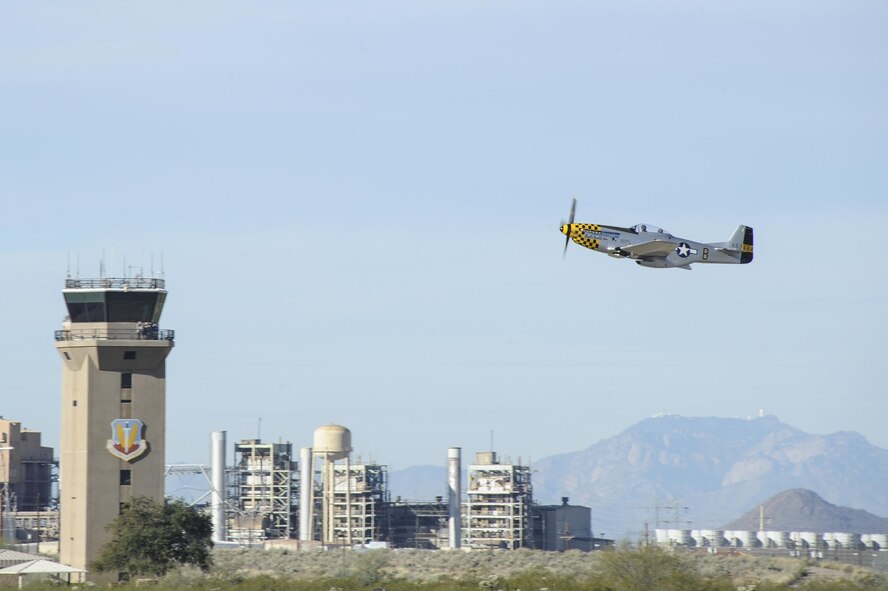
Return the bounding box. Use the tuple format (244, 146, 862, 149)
(107, 419, 148, 462)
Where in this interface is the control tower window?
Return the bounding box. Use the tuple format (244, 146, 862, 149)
(64, 292, 106, 322)
(64, 291, 162, 322)
(106, 292, 159, 322)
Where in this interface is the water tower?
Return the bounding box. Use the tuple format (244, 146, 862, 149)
(310, 424, 352, 546)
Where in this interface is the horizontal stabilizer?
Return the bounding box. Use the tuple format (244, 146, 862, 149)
(714, 225, 754, 264)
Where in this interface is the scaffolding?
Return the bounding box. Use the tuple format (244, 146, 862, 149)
(330, 464, 388, 545)
(464, 452, 533, 549)
(230, 440, 297, 541)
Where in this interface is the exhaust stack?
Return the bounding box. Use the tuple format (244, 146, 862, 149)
(448, 447, 462, 549)
(211, 430, 227, 543)
(299, 447, 313, 541)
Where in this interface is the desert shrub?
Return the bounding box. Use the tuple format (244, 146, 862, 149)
(594, 543, 735, 591)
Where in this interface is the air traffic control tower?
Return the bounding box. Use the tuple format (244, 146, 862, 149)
(55, 276, 174, 573)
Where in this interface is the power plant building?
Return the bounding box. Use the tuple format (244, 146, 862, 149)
(229, 439, 297, 541)
(55, 276, 174, 574)
(464, 451, 533, 549)
(389, 498, 449, 549)
(329, 462, 388, 545)
(534, 497, 595, 551)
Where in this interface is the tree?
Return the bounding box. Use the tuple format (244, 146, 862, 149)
(92, 496, 213, 578)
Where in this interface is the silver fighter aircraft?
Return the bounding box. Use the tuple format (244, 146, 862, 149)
(560, 199, 753, 269)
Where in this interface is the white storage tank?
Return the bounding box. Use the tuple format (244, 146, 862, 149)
(831, 532, 860, 549)
(866, 534, 888, 550)
(313, 424, 352, 460)
(727, 530, 757, 548)
(669, 529, 693, 546)
(700, 529, 726, 547)
(797, 531, 823, 549)
(765, 531, 790, 548)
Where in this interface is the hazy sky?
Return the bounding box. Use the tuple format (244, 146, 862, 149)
(1, 1, 885, 472)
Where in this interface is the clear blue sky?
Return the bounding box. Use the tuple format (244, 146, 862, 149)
(1, 1, 885, 471)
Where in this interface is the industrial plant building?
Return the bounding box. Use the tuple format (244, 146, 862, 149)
(228, 439, 298, 542)
(464, 451, 533, 549)
(534, 497, 597, 552)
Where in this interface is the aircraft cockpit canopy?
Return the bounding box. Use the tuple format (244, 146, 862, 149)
(633, 224, 670, 236)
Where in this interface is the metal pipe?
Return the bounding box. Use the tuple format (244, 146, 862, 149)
(211, 431, 226, 543)
(448, 447, 461, 549)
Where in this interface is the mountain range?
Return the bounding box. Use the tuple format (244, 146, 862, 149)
(389, 415, 888, 539)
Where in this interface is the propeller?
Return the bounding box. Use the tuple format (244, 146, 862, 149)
(561, 198, 577, 258)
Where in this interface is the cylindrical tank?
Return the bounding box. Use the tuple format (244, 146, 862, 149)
(313, 424, 352, 460)
(211, 430, 226, 543)
(867, 534, 888, 550)
(655, 529, 671, 544)
(699, 529, 726, 547)
(798, 531, 822, 549)
(691, 530, 703, 546)
(727, 530, 757, 548)
(765, 531, 790, 548)
(831, 532, 860, 549)
(669, 529, 693, 546)
(447, 447, 462, 549)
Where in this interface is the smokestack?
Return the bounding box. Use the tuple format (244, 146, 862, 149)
(447, 447, 462, 549)
(299, 447, 313, 542)
(211, 430, 226, 543)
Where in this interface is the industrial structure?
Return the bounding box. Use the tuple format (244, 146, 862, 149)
(329, 462, 388, 545)
(0, 419, 54, 514)
(655, 528, 888, 553)
(0, 418, 55, 543)
(464, 451, 533, 549)
(534, 497, 597, 551)
(228, 438, 297, 541)
(55, 275, 173, 574)
(388, 498, 449, 549)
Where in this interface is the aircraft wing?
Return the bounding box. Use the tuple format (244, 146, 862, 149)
(609, 240, 675, 258)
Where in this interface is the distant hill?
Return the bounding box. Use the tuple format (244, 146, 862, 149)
(388, 464, 452, 501)
(530, 415, 888, 538)
(722, 488, 888, 533)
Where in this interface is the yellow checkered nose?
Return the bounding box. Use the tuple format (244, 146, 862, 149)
(560, 224, 570, 236)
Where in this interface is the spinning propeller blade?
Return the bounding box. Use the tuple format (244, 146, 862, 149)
(562, 198, 576, 258)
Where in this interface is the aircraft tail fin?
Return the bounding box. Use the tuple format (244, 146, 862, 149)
(724, 225, 754, 263)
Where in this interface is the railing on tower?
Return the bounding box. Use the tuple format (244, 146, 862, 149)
(54, 328, 175, 342)
(64, 277, 165, 290)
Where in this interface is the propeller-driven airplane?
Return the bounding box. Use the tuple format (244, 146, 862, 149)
(560, 199, 753, 269)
